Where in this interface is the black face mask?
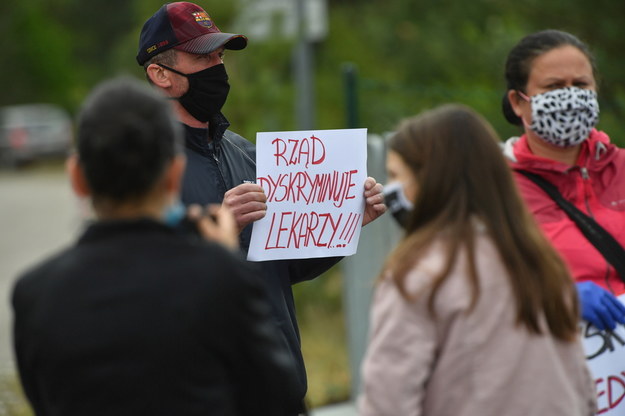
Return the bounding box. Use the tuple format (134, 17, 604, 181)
(159, 63, 230, 122)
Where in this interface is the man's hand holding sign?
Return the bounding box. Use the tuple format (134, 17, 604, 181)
(223, 183, 268, 233)
(248, 128, 384, 261)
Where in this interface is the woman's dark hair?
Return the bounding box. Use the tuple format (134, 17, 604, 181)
(76, 77, 182, 203)
(502, 29, 598, 125)
(384, 104, 579, 341)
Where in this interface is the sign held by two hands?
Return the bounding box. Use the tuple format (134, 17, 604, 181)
(248, 128, 367, 261)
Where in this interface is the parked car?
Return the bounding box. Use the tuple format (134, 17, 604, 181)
(0, 103, 73, 167)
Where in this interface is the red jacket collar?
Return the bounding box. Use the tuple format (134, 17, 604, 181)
(510, 129, 613, 173)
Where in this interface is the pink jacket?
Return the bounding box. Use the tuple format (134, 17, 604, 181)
(504, 130, 625, 295)
(359, 231, 596, 416)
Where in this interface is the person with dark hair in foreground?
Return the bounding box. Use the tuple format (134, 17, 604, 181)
(359, 104, 596, 416)
(11, 77, 301, 416)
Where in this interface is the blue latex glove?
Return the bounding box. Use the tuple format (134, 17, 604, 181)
(577, 281, 625, 331)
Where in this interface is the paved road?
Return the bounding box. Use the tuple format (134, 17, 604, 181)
(0, 164, 80, 372)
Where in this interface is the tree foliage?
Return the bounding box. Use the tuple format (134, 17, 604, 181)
(4, 0, 625, 145)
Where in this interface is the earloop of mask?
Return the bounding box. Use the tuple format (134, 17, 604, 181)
(157, 63, 187, 77)
(516, 90, 530, 102)
(514, 90, 532, 128)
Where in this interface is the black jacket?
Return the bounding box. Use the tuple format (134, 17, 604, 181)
(12, 219, 301, 416)
(180, 115, 341, 405)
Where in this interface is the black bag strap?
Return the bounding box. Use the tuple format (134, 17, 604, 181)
(516, 169, 625, 284)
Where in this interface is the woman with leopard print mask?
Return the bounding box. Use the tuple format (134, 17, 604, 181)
(502, 30, 625, 333)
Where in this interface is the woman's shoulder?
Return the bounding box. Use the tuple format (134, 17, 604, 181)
(400, 233, 507, 313)
(404, 231, 501, 288)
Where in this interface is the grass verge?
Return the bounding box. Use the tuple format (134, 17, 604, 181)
(295, 266, 351, 409)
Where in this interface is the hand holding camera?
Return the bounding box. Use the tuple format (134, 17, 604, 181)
(187, 204, 239, 251)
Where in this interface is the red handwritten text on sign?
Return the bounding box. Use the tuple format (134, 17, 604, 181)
(258, 135, 362, 250)
(248, 129, 367, 261)
(597, 373, 625, 414)
(272, 135, 326, 168)
(258, 170, 358, 208)
(264, 211, 362, 250)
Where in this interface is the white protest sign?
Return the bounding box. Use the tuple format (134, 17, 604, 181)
(582, 293, 625, 415)
(247, 128, 367, 261)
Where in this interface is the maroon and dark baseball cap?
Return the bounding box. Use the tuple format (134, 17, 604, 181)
(136, 2, 247, 66)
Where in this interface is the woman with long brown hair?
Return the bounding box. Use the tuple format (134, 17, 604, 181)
(359, 104, 596, 416)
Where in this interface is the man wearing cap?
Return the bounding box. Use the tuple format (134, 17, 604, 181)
(137, 3, 386, 414)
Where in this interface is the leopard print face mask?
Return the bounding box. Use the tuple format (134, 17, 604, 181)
(519, 87, 599, 148)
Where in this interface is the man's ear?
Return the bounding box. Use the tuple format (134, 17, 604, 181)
(163, 154, 187, 194)
(146, 64, 172, 89)
(66, 154, 91, 197)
